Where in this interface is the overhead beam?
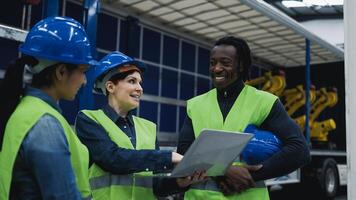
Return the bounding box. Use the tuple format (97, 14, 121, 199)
(240, 0, 344, 58)
(294, 13, 343, 22)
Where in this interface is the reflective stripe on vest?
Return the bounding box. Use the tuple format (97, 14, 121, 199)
(90, 174, 133, 190)
(0, 96, 91, 199)
(135, 176, 153, 188)
(90, 174, 153, 190)
(81, 109, 156, 200)
(190, 179, 266, 191)
(185, 85, 277, 200)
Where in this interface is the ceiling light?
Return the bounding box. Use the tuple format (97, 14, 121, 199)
(304, 0, 327, 6)
(326, 0, 343, 5)
(281, 1, 306, 8)
(281, 0, 343, 8)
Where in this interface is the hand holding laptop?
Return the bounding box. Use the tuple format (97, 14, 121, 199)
(172, 152, 183, 164)
(169, 129, 253, 178)
(227, 165, 261, 190)
(151, 129, 253, 179)
(177, 170, 208, 188)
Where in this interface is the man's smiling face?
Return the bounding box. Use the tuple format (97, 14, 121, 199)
(209, 45, 239, 90)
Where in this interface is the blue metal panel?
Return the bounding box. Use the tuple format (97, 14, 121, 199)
(198, 47, 210, 76)
(197, 77, 210, 95)
(181, 42, 196, 72)
(42, 0, 59, 17)
(0, 1, 24, 28)
(97, 13, 118, 51)
(65, 1, 84, 23)
(139, 101, 158, 124)
(97, 51, 106, 60)
(78, 0, 100, 110)
(163, 35, 179, 68)
(179, 106, 187, 130)
(160, 104, 177, 132)
(30, 2, 44, 27)
(161, 69, 178, 98)
(119, 20, 128, 53)
(180, 73, 195, 100)
(87, 53, 105, 111)
(0, 38, 20, 70)
(142, 28, 161, 63)
(119, 16, 140, 58)
(93, 94, 107, 109)
(59, 98, 79, 124)
(83, 0, 99, 58)
(305, 39, 311, 145)
(142, 64, 159, 95)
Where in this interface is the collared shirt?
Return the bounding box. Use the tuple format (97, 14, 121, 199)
(75, 104, 173, 175)
(101, 105, 137, 147)
(10, 86, 82, 200)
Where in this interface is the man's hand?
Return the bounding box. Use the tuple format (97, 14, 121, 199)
(213, 176, 235, 196)
(224, 164, 263, 193)
(176, 171, 207, 188)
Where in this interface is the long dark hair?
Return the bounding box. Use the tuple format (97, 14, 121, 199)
(214, 36, 252, 81)
(0, 56, 37, 149)
(0, 56, 77, 149)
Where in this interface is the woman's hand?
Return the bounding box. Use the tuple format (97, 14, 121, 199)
(171, 152, 183, 164)
(176, 171, 207, 188)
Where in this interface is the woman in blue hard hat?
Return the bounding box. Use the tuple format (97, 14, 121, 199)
(0, 16, 96, 199)
(75, 51, 204, 200)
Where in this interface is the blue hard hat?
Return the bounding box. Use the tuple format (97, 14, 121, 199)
(93, 51, 146, 95)
(19, 16, 96, 65)
(241, 124, 282, 165)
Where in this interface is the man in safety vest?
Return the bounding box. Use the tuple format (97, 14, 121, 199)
(177, 36, 311, 199)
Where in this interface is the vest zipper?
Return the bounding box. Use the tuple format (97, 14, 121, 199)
(222, 91, 228, 122)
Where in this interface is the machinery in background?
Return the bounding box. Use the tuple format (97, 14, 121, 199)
(246, 70, 286, 97)
(249, 71, 338, 145)
(295, 87, 338, 144)
(248, 70, 346, 199)
(285, 86, 338, 145)
(283, 84, 316, 117)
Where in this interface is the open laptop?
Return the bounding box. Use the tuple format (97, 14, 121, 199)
(153, 129, 254, 178)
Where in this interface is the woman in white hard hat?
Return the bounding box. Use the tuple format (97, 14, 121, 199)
(0, 16, 96, 199)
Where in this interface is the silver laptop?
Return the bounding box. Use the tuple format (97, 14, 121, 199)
(154, 129, 253, 178)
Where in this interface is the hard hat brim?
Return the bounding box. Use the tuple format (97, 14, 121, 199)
(20, 46, 98, 66)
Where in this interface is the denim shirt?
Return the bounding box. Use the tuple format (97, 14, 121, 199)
(10, 87, 82, 200)
(75, 104, 173, 175)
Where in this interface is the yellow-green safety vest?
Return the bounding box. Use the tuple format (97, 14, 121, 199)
(0, 96, 91, 200)
(185, 85, 277, 200)
(82, 109, 157, 200)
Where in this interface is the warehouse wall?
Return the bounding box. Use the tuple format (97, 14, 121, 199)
(0, 0, 212, 145)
